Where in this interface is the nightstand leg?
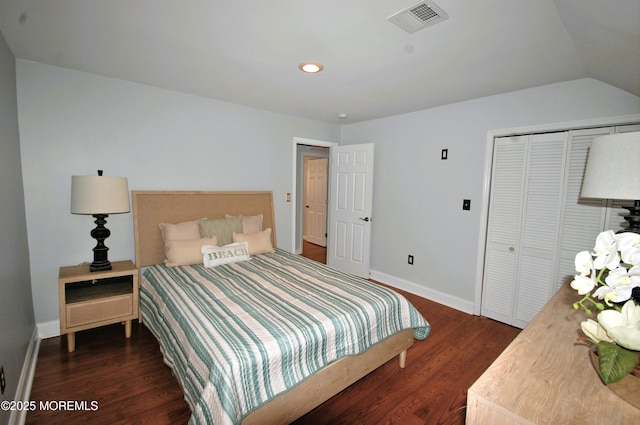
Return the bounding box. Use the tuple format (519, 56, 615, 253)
(124, 320, 132, 338)
(67, 332, 75, 353)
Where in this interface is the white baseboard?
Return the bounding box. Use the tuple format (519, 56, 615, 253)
(36, 320, 60, 339)
(369, 269, 475, 314)
(9, 327, 40, 425)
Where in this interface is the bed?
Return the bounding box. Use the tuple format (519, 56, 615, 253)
(132, 190, 431, 425)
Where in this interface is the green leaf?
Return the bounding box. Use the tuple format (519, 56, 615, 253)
(596, 341, 638, 383)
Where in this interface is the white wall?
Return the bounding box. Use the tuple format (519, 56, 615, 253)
(341, 78, 640, 312)
(15, 60, 640, 330)
(16, 61, 340, 330)
(0, 29, 35, 424)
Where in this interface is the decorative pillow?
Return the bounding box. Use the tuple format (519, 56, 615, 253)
(159, 219, 202, 241)
(225, 214, 263, 234)
(201, 242, 250, 268)
(233, 228, 274, 256)
(199, 216, 243, 246)
(164, 237, 218, 267)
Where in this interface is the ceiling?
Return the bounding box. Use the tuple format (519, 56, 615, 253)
(0, 0, 638, 124)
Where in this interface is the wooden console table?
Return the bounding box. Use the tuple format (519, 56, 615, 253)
(467, 283, 640, 424)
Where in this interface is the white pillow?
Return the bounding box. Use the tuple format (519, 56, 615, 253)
(201, 242, 250, 268)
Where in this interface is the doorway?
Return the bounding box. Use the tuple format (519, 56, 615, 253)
(292, 138, 376, 278)
(292, 138, 336, 257)
(303, 156, 328, 247)
(300, 240, 327, 264)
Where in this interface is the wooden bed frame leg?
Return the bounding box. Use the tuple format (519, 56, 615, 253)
(399, 350, 407, 368)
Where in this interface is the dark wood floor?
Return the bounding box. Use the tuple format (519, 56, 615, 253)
(300, 239, 327, 263)
(26, 243, 519, 425)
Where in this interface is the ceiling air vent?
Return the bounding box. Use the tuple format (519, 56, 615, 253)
(387, 1, 449, 34)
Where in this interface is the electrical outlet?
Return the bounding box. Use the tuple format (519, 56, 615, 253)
(1, 365, 5, 395)
(408, 255, 414, 265)
(463, 199, 471, 210)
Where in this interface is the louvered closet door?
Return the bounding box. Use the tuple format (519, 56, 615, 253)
(556, 128, 612, 292)
(557, 124, 640, 289)
(513, 132, 568, 328)
(483, 124, 640, 328)
(482, 132, 568, 328)
(481, 136, 527, 325)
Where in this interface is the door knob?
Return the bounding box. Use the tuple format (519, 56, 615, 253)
(359, 217, 370, 222)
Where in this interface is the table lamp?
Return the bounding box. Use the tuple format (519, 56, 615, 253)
(581, 132, 640, 234)
(70, 170, 130, 271)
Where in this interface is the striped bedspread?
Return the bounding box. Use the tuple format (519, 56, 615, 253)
(140, 248, 430, 425)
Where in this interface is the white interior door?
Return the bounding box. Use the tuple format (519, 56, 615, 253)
(327, 143, 374, 278)
(304, 157, 328, 247)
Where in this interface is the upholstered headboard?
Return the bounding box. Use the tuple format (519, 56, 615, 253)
(132, 191, 276, 267)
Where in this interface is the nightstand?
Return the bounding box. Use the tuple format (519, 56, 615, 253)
(58, 260, 139, 352)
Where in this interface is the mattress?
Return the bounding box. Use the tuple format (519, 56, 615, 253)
(140, 248, 430, 425)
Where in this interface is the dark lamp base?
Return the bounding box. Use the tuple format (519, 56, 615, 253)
(89, 214, 112, 272)
(621, 200, 640, 235)
(90, 260, 112, 272)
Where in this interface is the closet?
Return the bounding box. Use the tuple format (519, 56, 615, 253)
(481, 123, 640, 328)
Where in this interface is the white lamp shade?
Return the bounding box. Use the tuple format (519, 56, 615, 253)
(581, 132, 640, 200)
(70, 175, 130, 214)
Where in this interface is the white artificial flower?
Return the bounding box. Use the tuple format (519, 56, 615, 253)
(597, 300, 640, 351)
(581, 318, 613, 345)
(594, 266, 640, 305)
(574, 250, 594, 275)
(592, 230, 620, 270)
(571, 230, 640, 320)
(630, 265, 640, 285)
(605, 265, 640, 289)
(571, 274, 596, 295)
(593, 284, 617, 305)
(616, 232, 640, 266)
(593, 282, 635, 306)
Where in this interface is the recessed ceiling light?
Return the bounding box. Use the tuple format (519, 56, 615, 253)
(299, 62, 323, 73)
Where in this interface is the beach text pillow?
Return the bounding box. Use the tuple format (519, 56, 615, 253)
(201, 242, 250, 268)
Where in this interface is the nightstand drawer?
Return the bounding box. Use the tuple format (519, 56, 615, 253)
(66, 293, 134, 327)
